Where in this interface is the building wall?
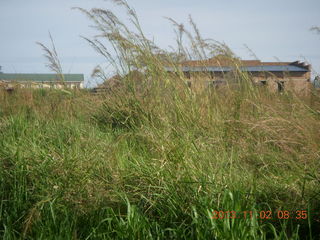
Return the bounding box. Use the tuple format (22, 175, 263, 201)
(183, 71, 311, 94)
(2, 81, 83, 89)
(250, 71, 311, 94)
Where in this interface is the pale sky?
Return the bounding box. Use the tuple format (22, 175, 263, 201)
(0, 0, 319, 87)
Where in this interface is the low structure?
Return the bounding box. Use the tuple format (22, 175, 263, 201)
(93, 75, 122, 93)
(0, 73, 84, 89)
(165, 56, 312, 93)
(92, 70, 145, 93)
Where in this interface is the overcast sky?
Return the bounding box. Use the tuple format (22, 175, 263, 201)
(0, 0, 319, 87)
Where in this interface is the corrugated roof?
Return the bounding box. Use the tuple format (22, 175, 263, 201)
(165, 65, 308, 72)
(177, 55, 310, 72)
(181, 55, 291, 67)
(243, 65, 308, 72)
(0, 73, 84, 82)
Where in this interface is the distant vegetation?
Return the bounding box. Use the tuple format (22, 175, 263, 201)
(1, 1, 319, 239)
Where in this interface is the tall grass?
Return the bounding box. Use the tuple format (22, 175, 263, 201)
(37, 33, 65, 85)
(1, 0, 320, 239)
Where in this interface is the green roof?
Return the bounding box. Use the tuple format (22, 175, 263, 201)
(0, 73, 84, 82)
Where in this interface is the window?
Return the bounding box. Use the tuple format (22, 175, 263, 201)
(207, 80, 225, 88)
(184, 71, 191, 79)
(260, 80, 267, 86)
(210, 71, 214, 79)
(277, 81, 284, 92)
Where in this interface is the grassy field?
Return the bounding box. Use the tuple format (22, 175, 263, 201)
(0, 79, 319, 239)
(1, 1, 320, 239)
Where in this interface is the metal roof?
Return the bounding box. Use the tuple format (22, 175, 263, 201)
(243, 65, 308, 72)
(165, 65, 309, 72)
(0, 73, 84, 82)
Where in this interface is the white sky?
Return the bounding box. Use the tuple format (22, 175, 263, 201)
(0, 0, 319, 87)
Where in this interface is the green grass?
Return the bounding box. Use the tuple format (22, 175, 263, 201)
(0, 84, 319, 239)
(1, 1, 320, 238)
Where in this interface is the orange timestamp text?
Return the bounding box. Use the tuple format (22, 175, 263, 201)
(211, 210, 308, 220)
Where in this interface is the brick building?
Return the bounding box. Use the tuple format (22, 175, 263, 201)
(165, 55, 311, 93)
